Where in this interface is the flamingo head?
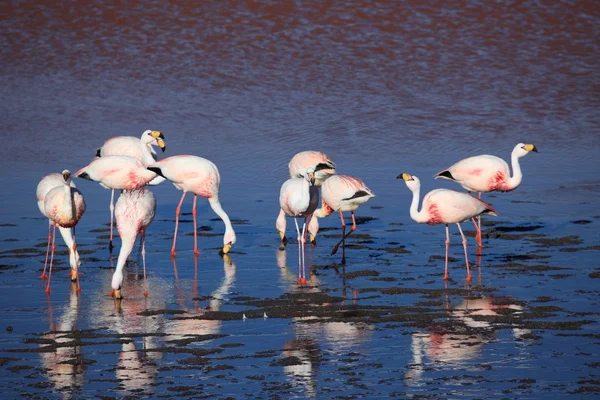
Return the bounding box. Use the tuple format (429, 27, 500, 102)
(111, 269, 124, 297)
(515, 143, 538, 157)
(397, 173, 421, 192)
(305, 168, 316, 185)
(62, 170, 71, 183)
(142, 130, 167, 152)
(222, 229, 236, 254)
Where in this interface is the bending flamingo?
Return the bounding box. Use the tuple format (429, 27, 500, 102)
(41, 170, 86, 293)
(309, 174, 375, 264)
(398, 173, 497, 282)
(111, 188, 156, 299)
(277, 150, 335, 244)
(147, 155, 236, 256)
(435, 143, 537, 247)
(95, 130, 166, 251)
(75, 155, 158, 190)
(277, 168, 319, 283)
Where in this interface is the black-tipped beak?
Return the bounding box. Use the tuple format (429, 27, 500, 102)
(532, 146, 538, 153)
(147, 166, 165, 178)
(396, 174, 403, 179)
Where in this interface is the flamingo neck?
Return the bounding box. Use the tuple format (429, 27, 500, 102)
(208, 197, 235, 244)
(508, 148, 524, 189)
(409, 185, 428, 223)
(112, 232, 137, 290)
(57, 226, 79, 270)
(313, 198, 333, 218)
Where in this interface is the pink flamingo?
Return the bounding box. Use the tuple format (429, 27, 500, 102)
(39, 170, 86, 293)
(111, 188, 156, 299)
(398, 173, 497, 282)
(147, 155, 236, 257)
(278, 168, 319, 283)
(435, 143, 537, 247)
(95, 130, 166, 251)
(309, 175, 375, 264)
(75, 155, 158, 190)
(37, 173, 79, 281)
(277, 150, 335, 244)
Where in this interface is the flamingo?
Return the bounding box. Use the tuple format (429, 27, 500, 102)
(146, 155, 236, 256)
(95, 130, 166, 251)
(110, 188, 156, 299)
(40, 170, 86, 293)
(309, 175, 375, 264)
(277, 168, 319, 283)
(277, 150, 335, 244)
(398, 173, 497, 282)
(37, 173, 80, 281)
(435, 143, 538, 247)
(75, 155, 158, 190)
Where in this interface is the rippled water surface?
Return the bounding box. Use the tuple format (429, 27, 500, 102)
(1, 1, 599, 398)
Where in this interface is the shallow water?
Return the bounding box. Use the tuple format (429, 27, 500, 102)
(1, 1, 599, 398)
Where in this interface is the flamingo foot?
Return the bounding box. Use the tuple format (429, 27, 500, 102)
(40, 273, 47, 280)
(443, 274, 450, 281)
(466, 274, 472, 284)
(44, 287, 51, 294)
(144, 290, 148, 297)
(298, 277, 308, 285)
(108, 290, 115, 297)
(171, 250, 177, 258)
(194, 250, 201, 256)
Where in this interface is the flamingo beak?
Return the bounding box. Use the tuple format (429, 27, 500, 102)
(309, 232, 316, 243)
(69, 269, 77, 282)
(308, 172, 315, 185)
(523, 143, 538, 153)
(222, 242, 232, 254)
(114, 289, 122, 299)
(397, 173, 413, 181)
(157, 138, 167, 152)
(279, 231, 286, 241)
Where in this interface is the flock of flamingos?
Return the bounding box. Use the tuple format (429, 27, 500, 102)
(36, 130, 538, 298)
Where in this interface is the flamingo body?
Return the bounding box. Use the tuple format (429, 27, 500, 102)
(147, 155, 236, 255)
(75, 155, 157, 190)
(39, 171, 86, 292)
(112, 188, 156, 299)
(435, 143, 538, 194)
(288, 150, 336, 187)
(310, 175, 374, 262)
(399, 173, 496, 282)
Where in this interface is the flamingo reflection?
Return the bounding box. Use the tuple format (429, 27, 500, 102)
(276, 247, 373, 397)
(165, 255, 236, 340)
(39, 284, 83, 393)
(405, 294, 530, 385)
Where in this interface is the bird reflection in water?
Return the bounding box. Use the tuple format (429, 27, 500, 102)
(405, 290, 530, 386)
(276, 247, 373, 397)
(39, 283, 83, 393)
(166, 254, 236, 340)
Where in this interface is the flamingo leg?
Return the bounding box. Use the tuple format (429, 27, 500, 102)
(109, 189, 115, 252)
(456, 223, 472, 283)
(300, 218, 309, 283)
(444, 225, 450, 281)
(45, 225, 57, 293)
(172, 191, 187, 257)
(72, 231, 81, 294)
(332, 212, 358, 263)
(471, 218, 483, 248)
(192, 195, 200, 256)
(477, 192, 483, 247)
(294, 218, 307, 284)
(41, 221, 52, 279)
(141, 229, 148, 297)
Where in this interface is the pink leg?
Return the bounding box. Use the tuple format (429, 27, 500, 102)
(45, 225, 57, 293)
(471, 218, 483, 248)
(444, 225, 450, 281)
(41, 221, 52, 279)
(477, 192, 483, 247)
(192, 195, 200, 256)
(109, 189, 115, 252)
(456, 223, 472, 283)
(73, 231, 81, 294)
(141, 230, 148, 297)
(172, 192, 187, 257)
